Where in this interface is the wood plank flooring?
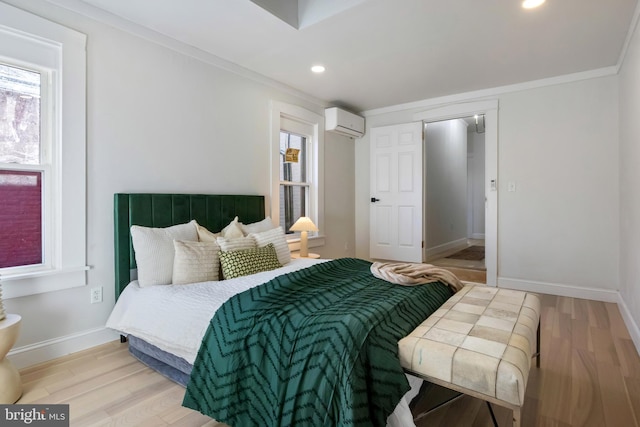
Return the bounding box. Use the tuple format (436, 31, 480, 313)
(427, 239, 487, 283)
(413, 294, 640, 426)
(440, 266, 486, 284)
(16, 294, 640, 426)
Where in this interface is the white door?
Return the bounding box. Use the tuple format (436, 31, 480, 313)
(370, 122, 423, 262)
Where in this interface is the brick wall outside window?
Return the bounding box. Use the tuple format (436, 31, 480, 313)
(0, 169, 42, 268)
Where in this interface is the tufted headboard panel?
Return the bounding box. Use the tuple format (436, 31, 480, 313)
(114, 193, 265, 299)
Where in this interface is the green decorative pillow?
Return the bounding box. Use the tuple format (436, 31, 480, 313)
(220, 243, 282, 279)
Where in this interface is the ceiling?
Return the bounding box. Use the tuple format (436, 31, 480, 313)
(61, 0, 637, 112)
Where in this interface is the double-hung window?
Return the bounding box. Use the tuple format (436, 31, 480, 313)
(0, 2, 87, 298)
(279, 119, 312, 233)
(0, 63, 48, 270)
(270, 102, 324, 248)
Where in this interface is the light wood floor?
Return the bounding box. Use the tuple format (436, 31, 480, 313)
(441, 266, 487, 284)
(428, 239, 487, 284)
(17, 294, 640, 427)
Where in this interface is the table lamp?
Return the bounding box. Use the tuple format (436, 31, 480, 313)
(290, 217, 318, 257)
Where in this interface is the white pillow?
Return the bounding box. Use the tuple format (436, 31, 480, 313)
(172, 240, 220, 285)
(216, 236, 256, 252)
(240, 216, 276, 235)
(196, 223, 220, 242)
(250, 227, 291, 266)
(221, 216, 244, 239)
(131, 220, 198, 287)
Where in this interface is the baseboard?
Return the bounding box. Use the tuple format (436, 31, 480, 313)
(616, 294, 640, 356)
(498, 277, 640, 354)
(425, 238, 468, 259)
(498, 277, 619, 302)
(471, 233, 485, 240)
(7, 327, 120, 369)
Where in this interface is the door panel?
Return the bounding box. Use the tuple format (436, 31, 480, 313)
(376, 154, 391, 192)
(398, 152, 414, 192)
(370, 122, 423, 262)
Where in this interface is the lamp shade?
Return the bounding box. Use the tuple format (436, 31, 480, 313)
(289, 216, 318, 233)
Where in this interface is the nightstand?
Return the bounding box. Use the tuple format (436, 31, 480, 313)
(291, 252, 320, 259)
(0, 314, 22, 404)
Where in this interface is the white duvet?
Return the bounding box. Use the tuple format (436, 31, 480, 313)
(106, 258, 421, 427)
(107, 258, 326, 364)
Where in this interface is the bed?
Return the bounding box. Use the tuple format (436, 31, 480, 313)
(107, 193, 454, 427)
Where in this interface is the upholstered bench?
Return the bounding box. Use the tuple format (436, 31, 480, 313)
(399, 285, 541, 427)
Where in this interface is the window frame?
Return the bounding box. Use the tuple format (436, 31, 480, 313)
(279, 119, 313, 234)
(0, 2, 88, 299)
(0, 61, 52, 273)
(270, 101, 324, 250)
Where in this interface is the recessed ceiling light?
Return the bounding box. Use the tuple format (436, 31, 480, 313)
(311, 65, 325, 73)
(522, 0, 545, 9)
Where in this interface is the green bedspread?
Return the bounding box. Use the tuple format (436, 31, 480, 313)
(182, 258, 453, 427)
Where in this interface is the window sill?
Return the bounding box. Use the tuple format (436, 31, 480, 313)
(1, 266, 90, 299)
(286, 235, 325, 252)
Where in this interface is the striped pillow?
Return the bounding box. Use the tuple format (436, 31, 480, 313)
(216, 236, 255, 252)
(249, 227, 291, 265)
(172, 240, 220, 284)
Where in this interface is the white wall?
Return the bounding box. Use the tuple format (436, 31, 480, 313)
(425, 119, 468, 251)
(498, 78, 619, 290)
(468, 129, 485, 239)
(356, 76, 619, 297)
(618, 17, 640, 347)
(321, 133, 356, 258)
(3, 0, 355, 367)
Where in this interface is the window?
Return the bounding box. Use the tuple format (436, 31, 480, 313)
(0, 2, 87, 298)
(0, 63, 46, 269)
(279, 121, 312, 233)
(270, 102, 324, 248)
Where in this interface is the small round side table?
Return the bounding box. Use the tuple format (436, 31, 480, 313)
(0, 314, 22, 404)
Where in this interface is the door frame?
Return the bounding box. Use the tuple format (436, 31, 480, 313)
(413, 100, 498, 286)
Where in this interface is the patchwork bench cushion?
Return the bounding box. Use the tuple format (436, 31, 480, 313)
(399, 285, 540, 407)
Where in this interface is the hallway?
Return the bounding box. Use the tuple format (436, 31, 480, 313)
(426, 239, 486, 283)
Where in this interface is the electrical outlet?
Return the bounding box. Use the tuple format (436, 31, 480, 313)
(90, 286, 102, 304)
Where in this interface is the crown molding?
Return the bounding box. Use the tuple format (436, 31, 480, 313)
(362, 66, 618, 117)
(616, 0, 640, 73)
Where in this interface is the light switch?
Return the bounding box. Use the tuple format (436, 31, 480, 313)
(508, 181, 516, 192)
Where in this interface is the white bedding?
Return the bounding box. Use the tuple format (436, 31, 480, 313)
(106, 258, 421, 427)
(107, 258, 326, 364)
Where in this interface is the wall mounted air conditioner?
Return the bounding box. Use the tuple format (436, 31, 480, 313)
(325, 107, 365, 138)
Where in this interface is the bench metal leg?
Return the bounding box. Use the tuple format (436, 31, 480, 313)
(487, 402, 499, 427)
(530, 320, 541, 368)
(513, 407, 521, 427)
(120, 334, 127, 343)
(412, 383, 465, 422)
(486, 402, 522, 427)
(536, 320, 541, 367)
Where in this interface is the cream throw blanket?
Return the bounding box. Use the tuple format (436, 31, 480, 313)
(370, 262, 463, 292)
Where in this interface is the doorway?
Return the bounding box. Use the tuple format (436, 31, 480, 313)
(413, 100, 497, 286)
(422, 116, 486, 283)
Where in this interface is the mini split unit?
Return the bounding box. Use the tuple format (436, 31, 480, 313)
(325, 107, 365, 138)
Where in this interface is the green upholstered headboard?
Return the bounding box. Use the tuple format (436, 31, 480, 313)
(114, 193, 265, 300)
